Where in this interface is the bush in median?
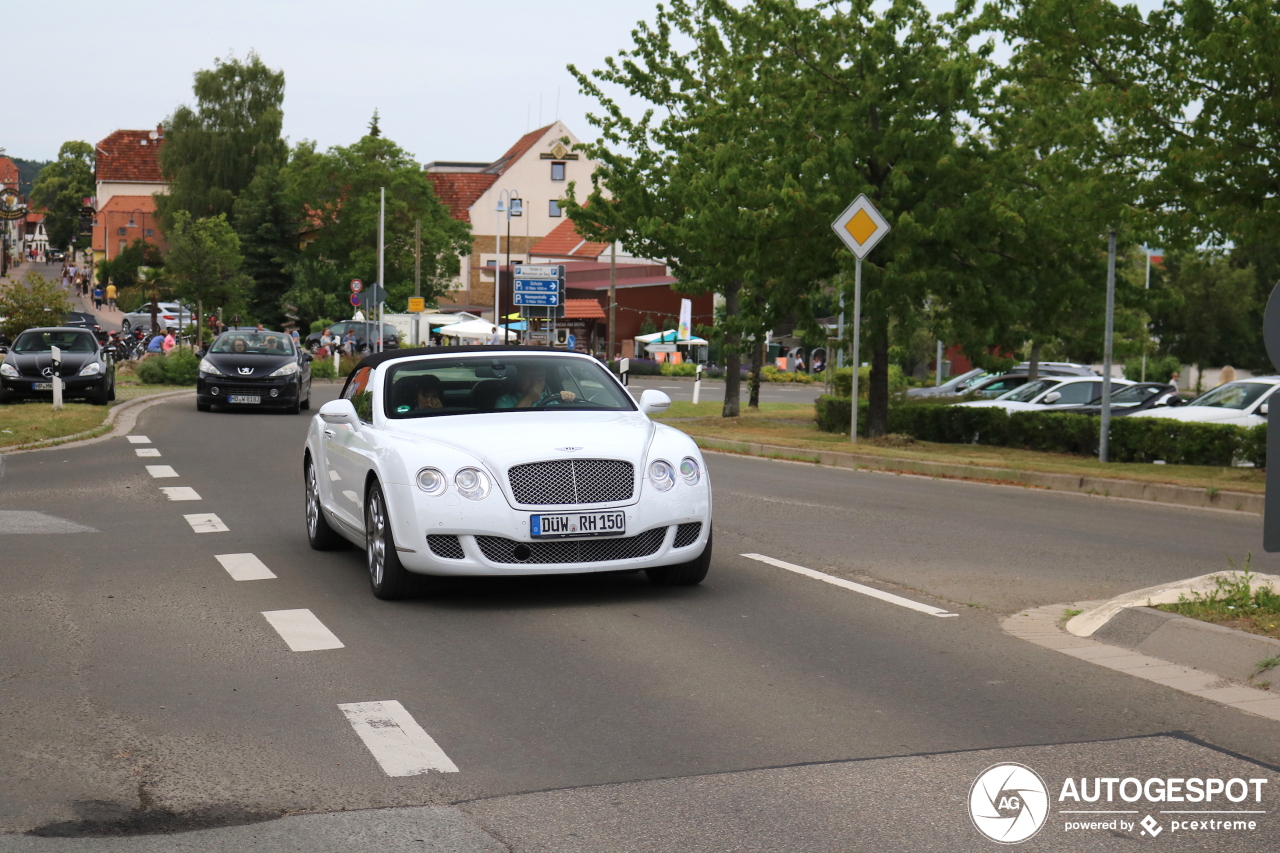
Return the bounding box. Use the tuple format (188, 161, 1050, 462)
(135, 350, 200, 385)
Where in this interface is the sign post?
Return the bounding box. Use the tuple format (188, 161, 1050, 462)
(50, 345, 63, 410)
(830, 194, 890, 445)
(1261, 283, 1280, 551)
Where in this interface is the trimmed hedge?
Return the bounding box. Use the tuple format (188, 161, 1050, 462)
(815, 395, 1266, 467)
(135, 350, 200, 385)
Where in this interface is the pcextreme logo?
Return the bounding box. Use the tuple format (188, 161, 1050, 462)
(969, 763, 1050, 844)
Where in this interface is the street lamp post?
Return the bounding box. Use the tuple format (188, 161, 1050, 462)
(493, 189, 521, 340)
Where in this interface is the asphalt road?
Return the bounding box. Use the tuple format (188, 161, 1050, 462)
(2, 388, 1278, 851)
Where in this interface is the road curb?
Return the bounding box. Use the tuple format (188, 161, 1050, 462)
(688, 435, 1263, 514)
(1003, 602, 1280, 722)
(0, 388, 194, 455)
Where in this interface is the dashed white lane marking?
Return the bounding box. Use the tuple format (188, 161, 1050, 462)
(741, 553, 959, 618)
(126, 435, 151, 444)
(262, 609, 344, 651)
(145, 465, 178, 478)
(159, 487, 201, 501)
(184, 513, 228, 533)
(135, 448, 161, 457)
(338, 701, 459, 776)
(215, 553, 276, 581)
(328, 470, 341, 481)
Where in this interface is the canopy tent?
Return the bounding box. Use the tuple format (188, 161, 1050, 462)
(420, 312, 480, 328)
(636, 329, 709, 346)
(434, 319, 517, 342)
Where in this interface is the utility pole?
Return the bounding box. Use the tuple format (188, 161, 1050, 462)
(608, 240, 617, 360)
(377, 187, 385, 353)
(1100, 228, 1117, 463)
(414, 218, 421, 347)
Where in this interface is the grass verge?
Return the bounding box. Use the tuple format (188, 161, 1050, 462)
(1154, 558, 1280, 644)
(0, 382, 182, 449)
(655, 403, 1265, 495)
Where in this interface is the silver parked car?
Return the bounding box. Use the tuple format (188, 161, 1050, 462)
(119, 302, 193, 334)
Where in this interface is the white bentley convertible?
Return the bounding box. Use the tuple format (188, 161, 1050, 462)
(304, 347, 713, 599)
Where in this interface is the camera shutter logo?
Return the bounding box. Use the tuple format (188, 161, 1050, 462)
(969, 763, 1049, 844)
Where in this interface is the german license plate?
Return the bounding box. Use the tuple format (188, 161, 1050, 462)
(531, 511, 626, 538)
(32, 382, 52, 390)
(228, 394, 261, 404)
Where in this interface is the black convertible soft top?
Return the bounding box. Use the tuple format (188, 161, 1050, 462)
(354, 345, 582, 371)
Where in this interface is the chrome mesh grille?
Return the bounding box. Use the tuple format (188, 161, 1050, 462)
(476, 527, 667, 564)
(427, 534, 465, 560)
(673, 522, 702, 548)
(507, 459, 634, 505)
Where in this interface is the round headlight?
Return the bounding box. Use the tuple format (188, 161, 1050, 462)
(649, 459, 676, 491)
(454, 467, 492, 500)
(679, 457, 701, 484)
(416, 467, 447, 495)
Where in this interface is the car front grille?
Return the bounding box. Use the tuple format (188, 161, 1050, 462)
(476, 527, 667, 565)
(507, 459, 634, 505)
(427, 534, 465, 559)
(213, 383, 285, 396)
(673, 522, 702, 548)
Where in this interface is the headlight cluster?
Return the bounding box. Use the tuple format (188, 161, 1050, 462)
(0, 362, 17, 377)
(269, 362, 299, 378)
(78, 362, 102, 377)
(198, 358, 222, 375)
(649, 457, 701, 491)
(416, 466, 492, 501)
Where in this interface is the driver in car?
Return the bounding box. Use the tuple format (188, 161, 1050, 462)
(496, 363, 576, 408)
(415, 375, 444, 409)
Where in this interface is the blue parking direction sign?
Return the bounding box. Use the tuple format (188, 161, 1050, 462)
(513, 278, 560, 293)
(514, 291, 561, 306)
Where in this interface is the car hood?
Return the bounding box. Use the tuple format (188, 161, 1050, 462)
(204, 353, 296, 377)
(1130, 406, 1255, 423)
(6, 350, 97, 376)
(384, 409, 656, 475)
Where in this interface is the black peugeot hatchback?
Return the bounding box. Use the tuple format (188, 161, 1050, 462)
(196, 329, 312, 413)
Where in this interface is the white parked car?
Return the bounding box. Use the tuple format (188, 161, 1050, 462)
(304, 348, 713, 599)
(955, 376, 1134, 412)
(1127, 378, 1280, 428)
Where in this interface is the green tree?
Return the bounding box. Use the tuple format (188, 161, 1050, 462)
(156, 51, 287, 232)
(29, 142, 94, 251)
(164, 212, 250, 319)
(0, 273, 73, 340)
(233, 161, 299, 326)
(98, 239, 164, 290)
(281, 128, 471, 329)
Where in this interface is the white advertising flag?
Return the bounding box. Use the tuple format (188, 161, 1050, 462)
(678, 298, 692, 340)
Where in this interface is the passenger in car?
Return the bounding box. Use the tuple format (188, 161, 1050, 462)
(495, 363, 576, 408)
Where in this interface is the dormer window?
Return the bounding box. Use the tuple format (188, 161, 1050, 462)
(551, 162, 566, 182)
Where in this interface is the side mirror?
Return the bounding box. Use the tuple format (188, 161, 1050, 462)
(1261, 403, 1270, 416)
(319, 398, 360, 428)
(302, 351, 313, 362)
(639, 389, 671, 415)
(1042, 391, 1062, 404)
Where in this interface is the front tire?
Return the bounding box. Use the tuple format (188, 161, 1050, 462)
(305, 458, 346, 551)
(646, 528, 712, 586)
(365, 482, 417, 599)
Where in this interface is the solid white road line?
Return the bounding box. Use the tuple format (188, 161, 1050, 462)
(126, 435, 151, 444)
(215, 553, 277, 581)
(261, 609, 344, 651)
(741, 553, 959, 618)
(145, 465, 178, 478)
(184, 513, 228, 533)
(338, 700, 459, 776)
(159, 487, 201, 501)
(135, 448, 161, 457)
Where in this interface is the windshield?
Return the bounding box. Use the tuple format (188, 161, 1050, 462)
(1188, 382, 1273, 411)
(942, 369, 986, 392)
(1110, 384, 1166, 405)
(999, 378, 1058, 403)
(12, 330, 97, 353)
(383, 355, 635, 418)
(210, 332, 296, 356)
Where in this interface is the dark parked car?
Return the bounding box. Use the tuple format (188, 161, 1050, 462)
(1055, 382, 1183, 417)
(0, 327, 116, 405)
(196, 329, 313, 413)
(304, 320, 399, 353)
(62, 311, 107, 342)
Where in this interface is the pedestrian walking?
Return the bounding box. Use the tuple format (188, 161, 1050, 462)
(92, 285, 104, 310)
(343, 328, 357, 355)
(105, 283, 117, 309)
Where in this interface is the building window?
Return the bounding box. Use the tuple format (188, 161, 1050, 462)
(549, 199, 562, 217)
(117, 227, 127, 236)
(551, 161, 566, 182)
(145, 228, 154, 237)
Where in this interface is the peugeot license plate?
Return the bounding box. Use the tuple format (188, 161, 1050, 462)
(228, 394, 261, 404)
(531, 511, 626, 538)
(33, 382, 53, 390)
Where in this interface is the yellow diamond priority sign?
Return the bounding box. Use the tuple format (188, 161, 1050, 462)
(831, 194, 890, 259)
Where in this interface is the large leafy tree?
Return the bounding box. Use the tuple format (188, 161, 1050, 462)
(1149, 251, 1258, 388)
(156, 51, 287, 232)
(163, 211, 250, 317)
(233, 161, 299, 327)
(29, 142, 94, 251)
(0, 273, 72, 340)
(281, 129, 471, 330)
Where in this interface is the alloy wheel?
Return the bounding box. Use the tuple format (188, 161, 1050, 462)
(366, 489, 386, 587)
(306, 464, 320, 538)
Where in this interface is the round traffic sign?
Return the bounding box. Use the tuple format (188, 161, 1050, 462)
(350, 279, 363, 293)
(350, 293, 361, 307)
(566, 334, 576, 350)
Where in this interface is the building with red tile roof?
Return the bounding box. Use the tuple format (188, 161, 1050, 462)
(93, 127, 168, 266)
(0, 156, 19, 190)
(528, 217, 609, 261)
(92, 195, 165, 261)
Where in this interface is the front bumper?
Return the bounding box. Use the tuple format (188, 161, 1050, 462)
(197, 375, 300, 408)
(384, 481, 711, 577)
(1, 376, 108, 398)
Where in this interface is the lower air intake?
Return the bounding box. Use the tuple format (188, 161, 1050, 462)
(476, 527, 668, 564)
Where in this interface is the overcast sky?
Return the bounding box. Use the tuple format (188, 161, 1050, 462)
(10, 0, 1160, 166)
